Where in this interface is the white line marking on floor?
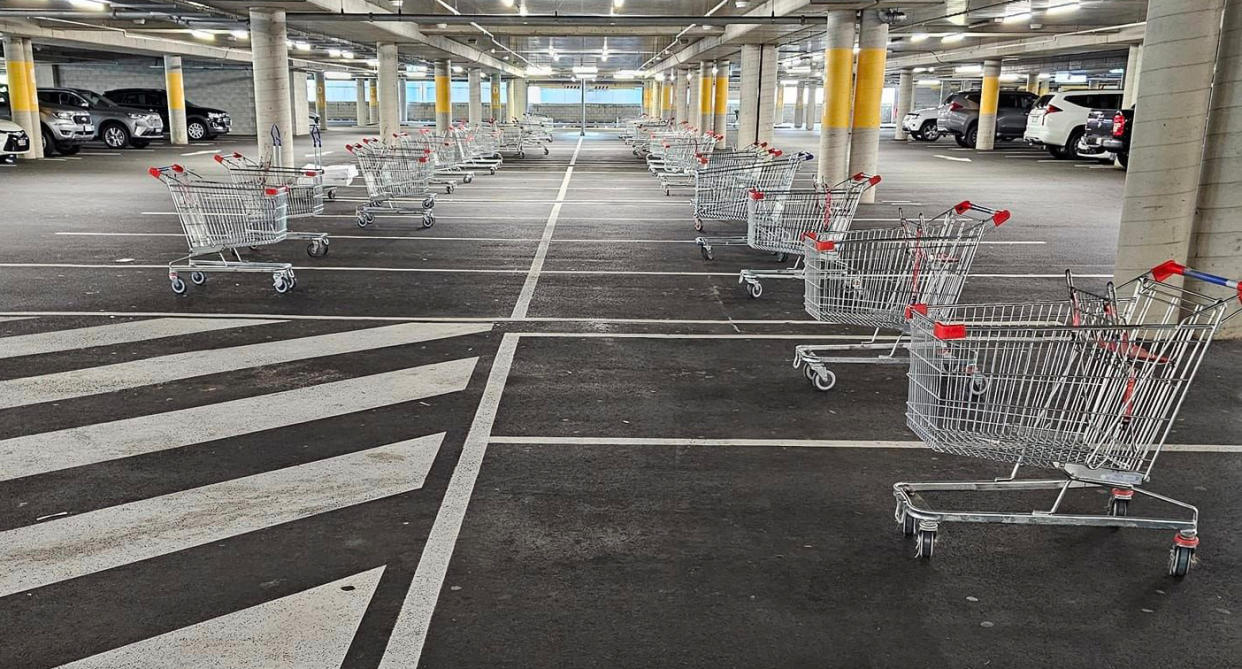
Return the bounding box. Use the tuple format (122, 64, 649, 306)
(0, 317, 280, 360)
(0, 434, 443, 599)
(59, 567, 385, 669)
(934, 155, 972, 162)
(519, 332, 899, 340)
(379, 333, 519, 668)
(0, 317, 35, 324)
(78, 152, 122, 156)
(487, 436, 1242, 452)
(0, 322, 491, 410)
(510, 136, 583, 320)
(179, 149, 222, 157)
(0, 358, 476, 482)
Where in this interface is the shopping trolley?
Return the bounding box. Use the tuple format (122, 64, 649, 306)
(149, 164, 297, 295)
(213, 152, 330, 257)
(734, 174, 881, 298)
(893, 262, 1242, 576)
(792, 201, 1009, 390)
(692, 151, 809, 253)
(347, 139, 437, 228)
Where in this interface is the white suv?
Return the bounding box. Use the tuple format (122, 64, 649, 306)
(900, 106, 942, 141)
(1024, 90, 1123, 159)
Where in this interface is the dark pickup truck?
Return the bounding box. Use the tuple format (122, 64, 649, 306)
(1078, 107, 1134, 169)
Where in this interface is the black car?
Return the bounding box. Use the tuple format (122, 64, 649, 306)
(1080, 107, 1134, 169)
(103, 88, 231, 141)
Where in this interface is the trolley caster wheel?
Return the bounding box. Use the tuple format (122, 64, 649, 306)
(745, 281, 763, 299)
(189, 271, 207, 285)
(445, 184, 455, 195)
(517, 150, 526, 159)
(970, 373, 990, 396)
(170, 277, 187, 295)
(1168, 534, 1198, 577)
(327, 189, 337, 201)
(423, 197, 437, 209)
(693, 218, 704, 232)
(915, 529, 936, 559)
(357, 211, 374, 228)
(807, 367, 836, 392)
(422, 213, 435, 228)
(665, 188, 671, 197)
(489, 167, 497, 175)
(699, 246, 714, 261)
(775, 252, 788, 263)
(273, 275, 292, 294)
(1107, 497, 1129, 517)
(899, 511, 917, 537)
(307, 240, 329, 257)
(464, 173, 474, 183)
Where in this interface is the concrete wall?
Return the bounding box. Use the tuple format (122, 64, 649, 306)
(55, 59, 259, 134)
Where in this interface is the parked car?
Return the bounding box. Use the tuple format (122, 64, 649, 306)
(40, 88, 164, 150)
(104, 88, 231, 141)
(901, 106, 941, 141)
(32, 90, 93, 156)
(937, 90, 1036, 147)
(1079, 107, 1134, 168)
(1024, 90, 1123, 159)
(0, 85, 31, 163)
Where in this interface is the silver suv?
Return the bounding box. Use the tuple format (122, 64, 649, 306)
(34, 90, 94, 156)
(40, 88, 163, 150)
(937, 90, 1037, 148)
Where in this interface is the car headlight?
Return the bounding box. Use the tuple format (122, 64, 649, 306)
(52, 111, 74, 120)
(128, 112, 146, 119)
(208, 112, 225, 119)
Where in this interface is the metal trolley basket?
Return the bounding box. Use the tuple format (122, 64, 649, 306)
(149, 164, 298, 295)
(213, 152, 330, 257)
(347, 139, 437, 229)
(733, 174, 881, 299)
(692, 151, 809, 256)
(793, 201, 1009, 390)
(894, 262, 1242, 576)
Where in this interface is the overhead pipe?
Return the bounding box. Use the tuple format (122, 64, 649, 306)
(287, 13, 823, 26)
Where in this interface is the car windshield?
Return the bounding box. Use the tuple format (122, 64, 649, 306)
(75, 90, 117, 108)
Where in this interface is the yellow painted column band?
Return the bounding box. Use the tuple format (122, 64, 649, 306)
(851, 48, 886, 128)
(979, 74, 1000, 115)
(4, 51, 31, 113)
(661, 84, 672, 113)
(699, 74, 713, 115)
(24, 57, 39, 114)
(714, 74, 728, 114)
(166, 71, 185, 110)
(369, 80, 379, 105)
(435, 75, 451, 114)
(822, 47, 853, 128)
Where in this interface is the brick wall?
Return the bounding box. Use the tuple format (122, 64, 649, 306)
(55, 58, 259, 134)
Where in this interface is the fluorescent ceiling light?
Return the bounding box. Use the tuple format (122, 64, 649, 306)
(572, 65, 599, 75)
(916, 79, 941, 86)
(526, 65, 553, 76)
(68, 0, 108, 9)
(941, 33, 965, 43)
(1038, 72, 1051, 79)
(999, 73, 1021, 82)
(613, 0, 624, 7)
(501, 0, 515, 6)
(954, 64, 982, 74)
(189, 30, 215, 41)
(295, 41, 311, 52)
(1109, 68, 1125, 74)
(519, 2, 528, 16)
(324, 71, 352, 80)
(342, 51, 355, 59)
(613, 71, 638, 80)
(366, 59, 379, 68)
(1046, 1, 1081, 14)
(230, 30, 248, 39)
(910, 33, 929, 43)
(1003, 12, 1032, 23)
(452, 65, 464, 73)
(328, 48, 342, 57)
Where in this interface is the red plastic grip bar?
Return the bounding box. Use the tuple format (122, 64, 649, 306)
(212, 154, 225, 163)
(933, 322, 967, 340)
(991, 210, 1011, 226)
(147, 167, 161, 178)
(1151, 260, 1185, 282)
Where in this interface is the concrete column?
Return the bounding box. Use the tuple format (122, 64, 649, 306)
(661, 78, 673, 120)
(376, 42, 399, 140)
(514, 78, 528, 117)
(847, 10, 888, 201)
(1025, 72, 1040, 94)
(163, 55, 189, 145)
(19, 38, 43, 158)
(468, 69, 482, 125)
(975, 59, 1001, 152)
(774, 79, 785, 125)
(642, 81, 652, 117)
(290, 70, 311, 136)
(4, 36, 41, 158)
(818, 10, 856, 185)
(1193, 0, 1242, 336)
(694, 62, 711, 130)
(507, 78, 517, 121)
(1116, 0, 1231, 323)
(399, 75, 407, 122)
(354, 78, 368, 126)
(674, 69, 689, 122)
(893, 69, 913, 141)
(249, 8, 294, 166)
(1122, 44, 1144, 109)
(434, 59, 451, 131)
(489, 74, 502, 120)
(793, 81, 806, 129)
(713, 60, 730, 146)
(687, 69, 700, 128)
(805, 82, 818, 130)
(314, 71, 328, 129)
(368, 79, 378, 124)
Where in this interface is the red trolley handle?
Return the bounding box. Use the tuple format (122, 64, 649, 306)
(952, 200, 1010, 226)
(1152, 261, 1242, 301)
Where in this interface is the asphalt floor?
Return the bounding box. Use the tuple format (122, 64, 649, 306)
(0, 126, 1239, 668)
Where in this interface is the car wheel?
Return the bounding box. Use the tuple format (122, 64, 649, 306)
(57, 144, 81, 156)
(1118, 152, 1129, 169)
(953, 133, 969, 148)
(130, 138, 150, 149)
(1056, 128, 1083, 159)
(919, 121, 940, 142)
(187, 119, 208, 141)
(40, 127, 55, 156)
(964, 124, 978, 148)
(101, 123, 131, 150)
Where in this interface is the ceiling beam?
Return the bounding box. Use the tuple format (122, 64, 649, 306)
(886, 23, 1146, 69)
(646, 0, 813, 73)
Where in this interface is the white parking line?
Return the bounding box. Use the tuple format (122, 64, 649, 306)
(179, 149, 221, 157)
(510, 136, 584, 320)
(488, 436, 1242, 452)
(934, 155, 972, 162)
